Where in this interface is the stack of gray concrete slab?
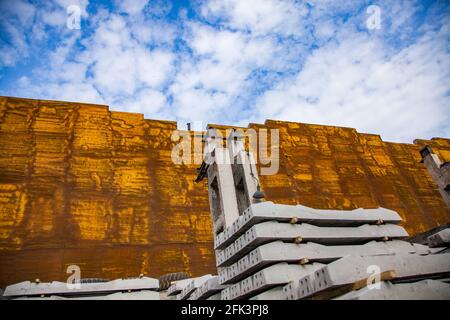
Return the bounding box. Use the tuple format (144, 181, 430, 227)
(214, 202, 402, 250)
(2, 276, 160, 300)
(176, 274, 214, 300)
(216, 222, 408, 267)
(283, 253, 450, 300)
(167, 278, 193, 297)
(218, 240, 436, 284)
(198, 201, 449, 300)
(188, 276, 228, 300)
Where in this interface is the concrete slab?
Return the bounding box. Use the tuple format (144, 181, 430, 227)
(334, 280, 450, 300)
(427, 228, 450, 248)
(3, 277, 159, 298)
(10, 290, 161, 300)
(188, 276, 228, 300)
(287, 253, 450, 300)
(216, 222, 408, 267)
(221, 282, 242, 300)
(221, 287, 231, 300)
(228, 262, 324, 300)
(215, 202, 402, 249)
(218, 240, 425, 284)
(178, 274, 214, 300)
(167, 278, 192, 296)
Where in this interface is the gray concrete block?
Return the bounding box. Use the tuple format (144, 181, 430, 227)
(188, 276, 228, 300)
(3, 277, 159, 298)
(178, 274, 214, 300)
(219, 240, 424, 284)
(427, 228, 450, 248)
(215, 202, 402, 250)
(221, 282, 242, 300)
(231, 263, 324, 300)
(221, 286, 231, 300)
(334, 280, 450, 300)
(216, 222, 408, 267)
(412, 243, 446, 255)
(288, 253, 450, 300)
(283, 279, 304, 300)
(167, 278, 192, 296)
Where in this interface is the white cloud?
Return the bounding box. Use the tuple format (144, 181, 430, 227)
(1, 0, 449, 142)
(116, 0, 149, 15)
(0, 0, 36, 25)
(167, 22, 279, 124)
(254, 25, 450, 142)
(0, 0, 36, 67)
(0, 0, 90, 67)
(201, 0, 307, 36)
(77, 14, 174, 98)
(116, 88, 167, 115)
(188, 23, 274, 67)
(10, 8, 175, 121)
(55, 0, 89, 16)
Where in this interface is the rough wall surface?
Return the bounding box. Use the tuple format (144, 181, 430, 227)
(0, 96, 449, 287)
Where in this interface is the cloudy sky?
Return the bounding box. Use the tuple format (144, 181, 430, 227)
(0, 0, 449, 142)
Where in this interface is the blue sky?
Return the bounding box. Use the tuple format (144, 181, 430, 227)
(0, 0, 449, 142)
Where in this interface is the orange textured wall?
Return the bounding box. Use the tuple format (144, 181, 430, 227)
(0, 96, 448, 287)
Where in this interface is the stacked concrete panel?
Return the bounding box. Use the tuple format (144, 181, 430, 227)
(176, 274, 214, 300)
(216, 222, 408, 267)
(218, 240, 435, 284)
(214, 201, 402, 250)
(167, 278, 192, 297)
(284, 253, 450, 300)
(188, 276, 227, 300)
(189, 201, 449, 300)
(2, 276, 160, 300)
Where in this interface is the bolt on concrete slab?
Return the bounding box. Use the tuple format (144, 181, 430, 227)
(216, 222, 408, 267)
(215, 202, 402, 250)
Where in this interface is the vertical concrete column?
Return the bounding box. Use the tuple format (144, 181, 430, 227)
(199, 128, 264, 235)
(420, 146, 450, 209)
(204, 128, 240, 235)
(227, 130, 260, 215)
